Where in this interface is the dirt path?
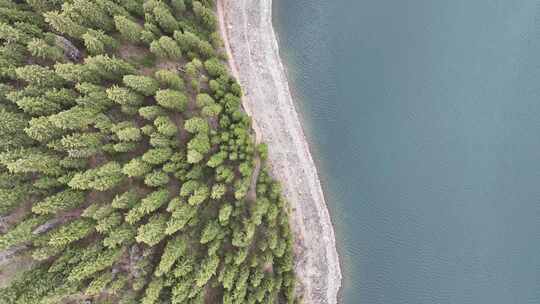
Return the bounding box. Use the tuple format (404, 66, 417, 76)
(217, 1, 342, 303)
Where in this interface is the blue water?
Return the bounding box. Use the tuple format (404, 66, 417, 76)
(273, 1, 540, 303)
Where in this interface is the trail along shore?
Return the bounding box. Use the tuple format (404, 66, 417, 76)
(217, 0, 343, 303)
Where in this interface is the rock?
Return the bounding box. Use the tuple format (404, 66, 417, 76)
(0, 246, 26, 266)
(32, 218, 63, 235)
(54, 35, 81, 61)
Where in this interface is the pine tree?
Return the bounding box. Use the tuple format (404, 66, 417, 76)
(0, 148, 63, 176)
(32, 189, 85, 215)
(123, 74, 159, 96)
(85, 55, 136, 81)
(47, 218, 95, 247)
(44, 11, 87, 38)
(142, 147, 173, 165)
(15, 65, 64, 88)
(55, 132, 103, 158)
(82, 29, 118, 55)
(114, 15, 143, 43)
(155, 89, 187, 112)
(195, 253, 220, 287)
(126, 188, 169, 223)
(103, 223, 136, 248)
(136, 214, 168, 246)
(200, 220, 220, 244)
(192, 1, 217, 30)
(150, 36, 181, 59)
(155, 236, 186, 277)
(123, 157, 152, 178)
(68, 161, 124, 191)
(154, 115, 178, 137)
(141, 277, 165, 304)
(0, 215, 48, 250)
(184, 117, 209, 134)
(0, 106, 31, 149)
(107, 85, 143, 106)
(85, 271, 113, 296)
(67, 247, 123, 282)
(171, 0, 186, 16)
(144, 169, 170, 187)
(48, 105, 100, 130)
(152, 5, 178, 33)
(155, 69, 184, 90)
(139, 105, 166, 120)
(210, 183, 226, 199)
(27, 38, 63, 61)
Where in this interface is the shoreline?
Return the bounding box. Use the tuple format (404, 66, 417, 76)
(217, 0, 342, 303)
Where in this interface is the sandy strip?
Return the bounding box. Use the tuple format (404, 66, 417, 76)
(217, 0, 342, 303)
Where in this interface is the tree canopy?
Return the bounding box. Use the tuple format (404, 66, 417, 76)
(0, 1, 297, 303)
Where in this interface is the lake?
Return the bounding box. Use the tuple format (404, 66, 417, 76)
(273, 0, 540, 303)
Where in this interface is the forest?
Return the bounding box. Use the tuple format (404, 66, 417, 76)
(0, 0, 297, 303)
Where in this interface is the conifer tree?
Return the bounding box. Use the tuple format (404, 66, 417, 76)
(155, 236, 186, 277)
(152, 4, 178, 34)
(15, 65, 64, 88)
(150, 36, 182, 59)
(123, 74, 159, 96)
(47, 218, 95, 248)
(82, 29, 118, 55)
(154, 115, 178, 137)
(27, 38, 63, 61)
(123, 157, 152, 178)
(136, 214, 168, 246)
(107, 85, 143, 106)
(114, 15, 143, 43)
(44, 11, 87, 38)
(32, 189, 85, 215)
(68, 161, 124, 191)
(155, 69, 184, 90)
(155, 89, 187, 112)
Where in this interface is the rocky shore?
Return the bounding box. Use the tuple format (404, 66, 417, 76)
(217, 0, 342, 303)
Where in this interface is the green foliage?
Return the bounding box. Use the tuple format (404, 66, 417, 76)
(184, 116, 209, 134)
(126, 189, 169, 224)
(44, 10, 86, 38)
(155, 69, 184, 90)
(32, 189, 85, 215)
(114, 15, 143, 43)
(68, 247, 123, 282)
(123, 74, 159, 96)
(15, 65, 64, 88)
(150, 36, 182, 59)
(144, 169, 170, 187)
(0, 148, 63, 176)
(142, 147, 173, 165)
(141, 277, 165, 304)
(155, 89, 187, 112)
(123, 157, 152, 177)
(0, 215, 48, 250)
(192, 1, 217, 30)
(152, 4, 178, 33)
(82, 29, 118, 55)
(155, 236, 186, 276)
(154, 115, 178, 136)
(68, 161, 124, 191)
(0, 3, 297, 303)
(47, 218, 94, 247)
(27, 38, 63, 61)
(136, 214, 167, 246)
(107, 85, 143, 106)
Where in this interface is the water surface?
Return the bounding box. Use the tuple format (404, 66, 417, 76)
(273, 1, 540, 303)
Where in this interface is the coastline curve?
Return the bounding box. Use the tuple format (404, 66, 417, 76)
(217, 0, 343, 303)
